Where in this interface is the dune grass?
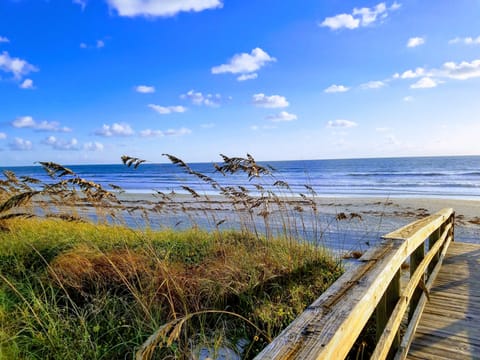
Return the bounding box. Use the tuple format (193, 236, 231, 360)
(0, 218, 342, 359)
(0, 155, 346, 358)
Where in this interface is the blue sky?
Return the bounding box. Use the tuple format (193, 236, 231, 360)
(1, 0, 480, 165)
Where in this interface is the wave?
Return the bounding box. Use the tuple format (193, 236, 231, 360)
(346, 172, 480, 177)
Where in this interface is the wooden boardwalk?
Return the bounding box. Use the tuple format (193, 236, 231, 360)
(407, 241, 480, 360)
(254, 209, 480, 360)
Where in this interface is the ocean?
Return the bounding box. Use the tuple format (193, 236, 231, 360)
(3, 155, 480, 199)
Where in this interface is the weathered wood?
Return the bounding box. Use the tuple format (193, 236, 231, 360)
(428, 227, 440, 274)
(375, 270, 401, 358)
(376, 293, 388, 343)
(406, 242, 480, 360)
(372, 224, 451, 360)
(409, 242, 425, 320)
(255, 208, 454, 360)
(373, 226, 452, 360)
(393, 232, 452, 360)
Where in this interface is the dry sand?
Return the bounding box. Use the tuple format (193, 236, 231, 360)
(112, 193, 480, 250)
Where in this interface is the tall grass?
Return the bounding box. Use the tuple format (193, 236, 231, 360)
(0, 154, 344, 359)
(0, 219, 341, 359)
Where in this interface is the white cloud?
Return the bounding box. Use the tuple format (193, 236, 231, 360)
(449, 36, 480, 45)
(36, 121, 72, 132)
(321, 14, 359, 30)
(352, 3, 388, 26)
(84, 141, 104, 151)
(410, 77, 439, 89)
(390, 2, 401, 10)
(12, 116, 72, 132)
(20, 78, 34, 89)
(164, 127, 192, 136)
(95, 123, 134, 137)
(320, 2, 399, 30)
(324, 84, 350, 93)
(360, 80, 385, 89)
(403, 96, 414, 102)
(237, 73, 258, 81)
(211, 48, 276, 79)
(327, 119, 358, 128)
(139, 129, 163, 137)
(0, 132, 6, 139)
(135, 85, 155, 93)
(201, 123, 215, 128)
(42, 136, 79, 151)
(266, 111, 297, 122)
(73, 0, 87, 10)
(12, 116, 35, 128)
(394, 67, 426, 79)
(407, 36, 425, 48)
(0, 51, 38, 79)
(9, 137, 32, 151)
(106, 0, 223, 17)
(375, 127, 391, 133)
(180, 90, 223, 107)
(148, 104, 187, 114)
(250, 125, 277, 131)
(394, 59, 480, 87)
(442, 59, 480, 80)
(140, 127, 191, 137)
(0, 36, 9, 43)
(252, 93, 289, 108)
(79, 40, 106, 49)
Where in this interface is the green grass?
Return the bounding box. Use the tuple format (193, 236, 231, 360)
(0, 218, 342, 359)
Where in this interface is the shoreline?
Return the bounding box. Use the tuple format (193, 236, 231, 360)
(116, 193, 480, 221)
(112, 193, 480, 247)
(32, 192, 480, 252)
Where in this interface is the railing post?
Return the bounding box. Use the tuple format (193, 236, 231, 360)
(409, 243, 425, 320)
(387, 270, 401, 356)
(428, 227, 440, 275)
(376, 270, 401, 358)
(451, 213, 455, 242)
(376, 294, 387, 343)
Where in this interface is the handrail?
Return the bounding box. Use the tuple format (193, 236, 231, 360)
(254, 208, 455, 360)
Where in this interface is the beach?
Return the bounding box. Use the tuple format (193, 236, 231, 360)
(111, 193, 480, 253)
(7, 156, 480, 252)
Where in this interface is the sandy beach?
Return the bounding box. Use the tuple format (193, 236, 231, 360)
(109, 193, 480, 252)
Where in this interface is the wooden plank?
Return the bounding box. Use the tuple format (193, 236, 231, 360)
(255, 209, 454, 360)
(394, 233, 453, 360)
(409, 242, 425, 320)
(371, 227, 451, 360)
(406, 242, 480, 360)
(383, 208, 453, 241)
(428, 227, 441, 273)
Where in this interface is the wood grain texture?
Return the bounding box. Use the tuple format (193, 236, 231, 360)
(406, 242, 480, 360)
(255, 209, 454, 360)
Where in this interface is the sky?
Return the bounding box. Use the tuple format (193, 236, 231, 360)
(1, 0, 480, 166)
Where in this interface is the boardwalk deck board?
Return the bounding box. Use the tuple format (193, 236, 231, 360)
(406, 242, 480, 360)
(253, 210, 480, 360)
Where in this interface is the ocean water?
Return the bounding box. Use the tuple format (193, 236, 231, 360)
(3, 155, 480, 199)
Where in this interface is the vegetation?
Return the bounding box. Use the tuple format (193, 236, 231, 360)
(0, 154, 343, 359)
(0, 219, 341, 359)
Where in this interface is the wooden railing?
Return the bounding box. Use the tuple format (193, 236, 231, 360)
(255, 208, 455, 360)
